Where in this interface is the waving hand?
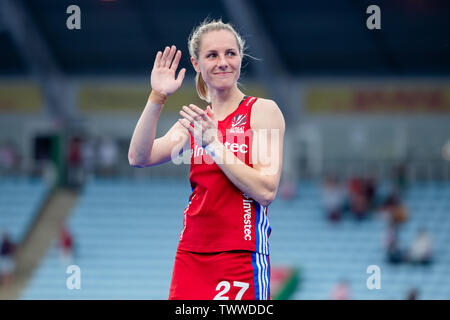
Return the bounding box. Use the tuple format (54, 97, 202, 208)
(151, 45, 186, 96)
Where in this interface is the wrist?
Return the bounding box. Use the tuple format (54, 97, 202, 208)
(203, 139, 222, 162)
(204, 139, 217, 153)
(148, 90, 168, 105)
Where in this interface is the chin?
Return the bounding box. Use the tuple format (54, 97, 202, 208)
(214, 84, 235, 92)
(207, 80, 236, 91)
(208, 81, 236, 91)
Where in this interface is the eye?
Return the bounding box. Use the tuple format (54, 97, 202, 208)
(207, 53, 217, 58)
(226, 51, 236, 56)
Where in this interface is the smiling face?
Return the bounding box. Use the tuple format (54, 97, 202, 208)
(191, 29, 242, 92)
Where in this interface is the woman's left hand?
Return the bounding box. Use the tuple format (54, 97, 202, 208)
(178, 104, 218, 147)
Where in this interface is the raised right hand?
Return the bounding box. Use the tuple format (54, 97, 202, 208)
(151, 45, 186, 96)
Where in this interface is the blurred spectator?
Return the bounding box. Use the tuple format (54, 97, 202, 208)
(331, 279, 351, 300)
(0, 141, 20, 174)
(384, 217, 405, 264)
(42, 159, 58, 187)
(407, 228, 433, 265)
(382, 192, 409, 226)
(348, 176, 369, 221)
(97, 136, 119, 176)
(392, 162, 407, 194)
(322, 176, 345, 223)
(384, 220, 397, 250)
(67, 136, 84, 188)
(0, 232, 16, 288)
(386, 239, 405, 264)
(81, 138, 96, 179)
(364, 176, 377, 210)
(381, 192, 409, 264)
(279, 179, 296, 201)
(406, 287, 419, 300)
(59, 223, 74, 265)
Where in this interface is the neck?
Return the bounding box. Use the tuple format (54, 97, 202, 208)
(209, 86, 245, 120)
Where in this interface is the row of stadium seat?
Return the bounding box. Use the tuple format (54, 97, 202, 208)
(0, 177, 49, 243)
(22, 178, 450, 299)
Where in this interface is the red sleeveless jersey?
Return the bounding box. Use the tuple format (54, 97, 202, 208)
(177, 96, 271, 255)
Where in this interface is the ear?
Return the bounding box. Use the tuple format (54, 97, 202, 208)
(190, 56, 200, 73)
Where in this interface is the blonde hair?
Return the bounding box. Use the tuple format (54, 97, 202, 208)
(188, 18, 246, 103)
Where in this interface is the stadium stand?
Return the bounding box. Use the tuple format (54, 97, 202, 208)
(0, 177, 50, 244)
(22, 178, 186, 299)
(21, 178, 450, 300)
(2, 0, 449, 302)
(18, 1, 450, 76)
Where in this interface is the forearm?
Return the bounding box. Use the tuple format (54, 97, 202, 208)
(205, 140, 278, 207)
(128, 97, 163, 166)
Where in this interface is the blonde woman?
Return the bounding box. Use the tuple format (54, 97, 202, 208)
(129, 19, 285, 300)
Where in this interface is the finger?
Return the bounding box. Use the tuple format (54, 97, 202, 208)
(193, 120, 203, 132)
(170, 46, 181, 70)
(165, 45, 177, 68)
(176, 68, 186, 84)
(189, 104, 208, 120)
(205, 106, 216, 125)
(178, 119, 194, 134)
(182, 105, 202, 122)
(161, 46, 170, 67)
(154, 51, 162, 68)
(170, 50, 182, 71)
(179, 109, 195, 124)
(206, 106, 215, 120)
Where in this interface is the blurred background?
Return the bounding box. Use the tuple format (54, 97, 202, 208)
(0, 0, 449, 300)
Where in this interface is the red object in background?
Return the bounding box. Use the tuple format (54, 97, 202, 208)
(349, 177, 363, 195)
(60, 226, 73, 252)
(270, 266, 298, 300)
(270, 267, 291, 295)
(68, 138, 82, 167)
(280, 180, 296, 201)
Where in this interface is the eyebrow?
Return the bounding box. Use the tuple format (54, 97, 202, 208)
(205, 48, 237, 54)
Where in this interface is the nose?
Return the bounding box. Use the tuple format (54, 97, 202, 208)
(217, 54, 229, 70)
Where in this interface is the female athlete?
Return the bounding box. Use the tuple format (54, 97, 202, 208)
(128, 19, 285, 300)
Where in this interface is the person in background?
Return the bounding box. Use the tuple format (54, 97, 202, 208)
(407, 228, 433, 265)
(81, 137, 96, 179)
(0, 141, 20, 175)
(59, 223, 74, 265)
(348, 176, 370, 221)
(364, 175, 377, 210)
(322, 175, 345, 223)
(279, 178, 296, 201)
(67, 136, 83, 188)
(98, 136, 119, 177)
(385, 226, 405, 264)
(381, 193, 409, 264)
(331, 279, 351, 300)
(406, 287, 419, 300)
(381, 192, 409, 228)
(392, 162, 407, 195)
(0, 232, 16, 288)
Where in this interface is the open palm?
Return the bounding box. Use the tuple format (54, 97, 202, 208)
(151, 45, 186, 96)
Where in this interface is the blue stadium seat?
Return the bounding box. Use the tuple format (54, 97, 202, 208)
(0, 177, 49, 243)
(21, 178, 450, 300)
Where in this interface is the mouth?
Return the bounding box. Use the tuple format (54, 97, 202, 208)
(214, 72, 233, 76)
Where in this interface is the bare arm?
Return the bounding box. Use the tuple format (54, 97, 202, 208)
(213, 99, 285, 206)
(128, 45, 187, 167)
(179, 99, 285, 206)
(128, 103, 189, 167)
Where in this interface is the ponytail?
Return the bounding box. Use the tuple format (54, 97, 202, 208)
(196, 72, 210, 103)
